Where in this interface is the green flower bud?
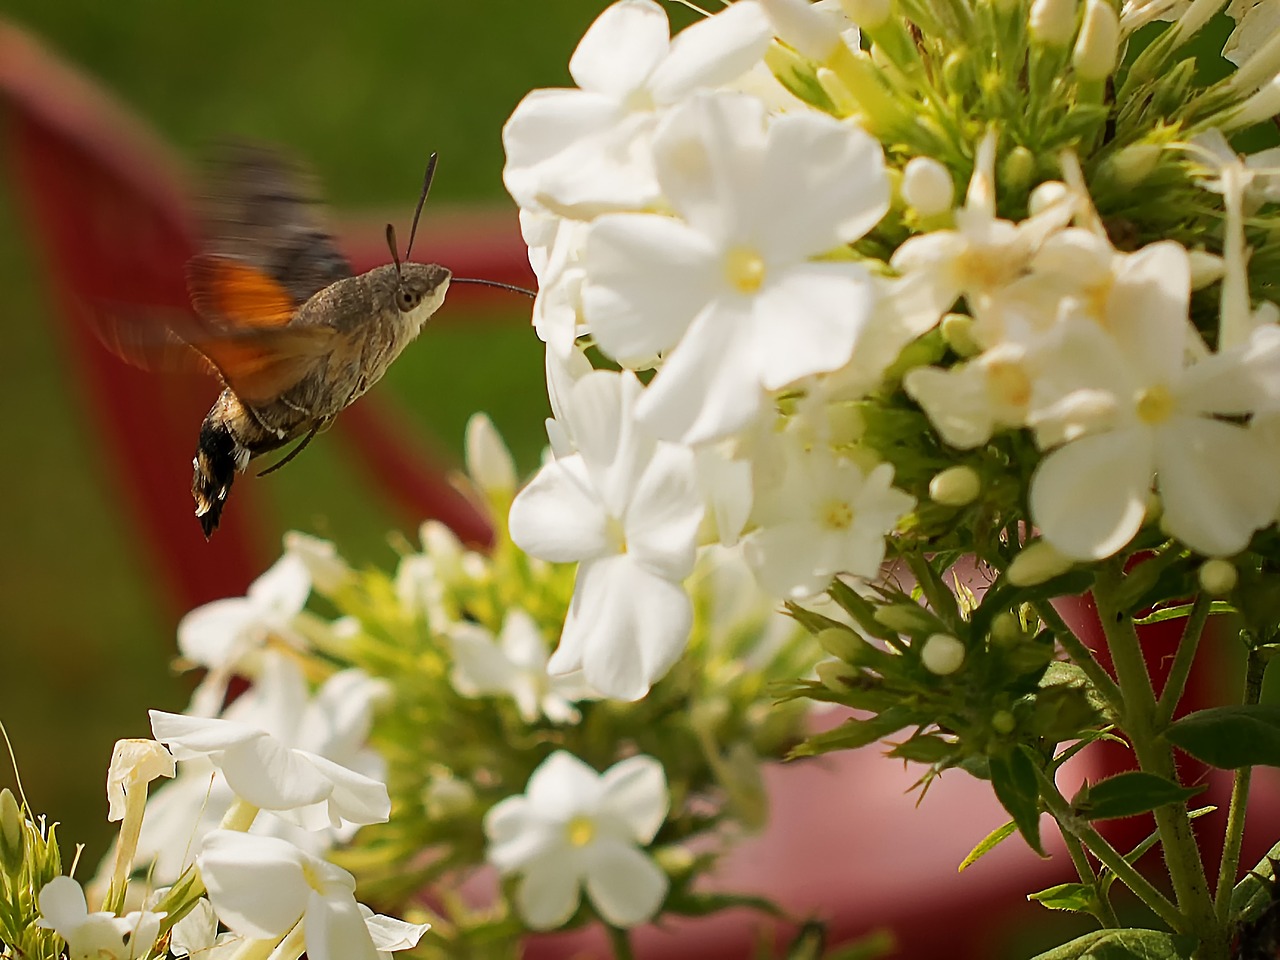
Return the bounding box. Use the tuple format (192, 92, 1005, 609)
(989, 611, 1023, 647)
(920, 634, 966, 675)
(991, 710, 1018, 735)
(1030, 0, 1078, 47)
(940, 313, 981, 357)
(816, 658, 859, 693)
(1198, 558, 1238, 597)
(1072, 0, 1119, 81)
(840, 0, 891, 29)
(1028, 180, 1069, 215)
(873, 602, 937, 636)
(1103, 143, 1162, 191)
(1001, 146, 1036, 197)
(0, 788, 24, 874)
(928, 465, 982, 507)
(1007, 540, 1074, 587)
(814, 626, 867, 663)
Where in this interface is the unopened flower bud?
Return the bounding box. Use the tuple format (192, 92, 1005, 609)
(1226, 76, 1280, 132)
(873, 602, 936, 636)
(1103, 143, 1161, 190)
(902, 156, 955, 216)
(1072, 0, 1119, 80)
(929, 465, 981, 507)
(1189, 250, 1226, 289)
(989, 611, 1024, 647)
(817, 658, 859, 692)
(920, 634, 966, 675)
(1007, 540, 1074, 587)
(1030, 0, 1079, 46)
(760, 0, 843, 60)
(1029, 180, 1069, 215)
(815, 627, 867, 663)
(940, 313, 981, 356)
(991, 710, 1017, 735)
(0, 788, 24, 873)
(465, 413, 518, 497)
(422, 769, 476, 820)
(1198, 558, 1238, 596)
(840, 0, 891, 29)
(1002, 146, 1037, 196)
(654, 844, 697, 876)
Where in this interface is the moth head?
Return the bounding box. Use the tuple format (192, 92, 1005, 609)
(393, 262, 451, 318)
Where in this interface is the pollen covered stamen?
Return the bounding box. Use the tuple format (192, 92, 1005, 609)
(566, 815, 596, 847)
(822, 499, 854, 531)
(724, 246, 766, 294)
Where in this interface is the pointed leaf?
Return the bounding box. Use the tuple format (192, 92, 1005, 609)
(1029, 928, 1196, 959)
(1073, 772, 1206, 821)
(1134, 601, 1234, 625)
(788, 707, 914, 758)
(1027, 882, 1097, 913)
(959, 820, 1017, 872)
(990, 748, 1045, 856)
(1164, 706, 1280, 769)
(1231, 838, 1280, 922)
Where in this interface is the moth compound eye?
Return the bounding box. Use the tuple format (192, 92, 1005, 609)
(398, 288, 421, 312)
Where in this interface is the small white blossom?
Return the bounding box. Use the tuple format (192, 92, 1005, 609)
(37, 876, 164, 960)
(106, 739, 174, 823)
(484, 751, 669, 930)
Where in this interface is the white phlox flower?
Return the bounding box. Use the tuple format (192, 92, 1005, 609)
(448, 608, 596, 723)
(283, 532, 352, 596)
(178, 552, 312, 717)
(583, 91, 890, 444)
(903, 341, 1037, 449)
(1224, 0, 1280, 67)
(197, 831, 425, 960)
(149, 677, 390, 829)
(509, 370, 704, 700)
(503, 0, 771, 218)
(744, 435, 916, 598)
(106, 739, 175, 823)
(1025, 242, 1280, 559)
(484, 751, 670, 930)
(37, 876, 164, 960)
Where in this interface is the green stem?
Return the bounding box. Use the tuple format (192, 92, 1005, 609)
(1060, 827, 1121, 928)
(1214, 643, 1268, 923)
(1093, 569, 1220, 950)
(1035, 765, 1183, 931)
(1032, 600, 1124, 714)
(1153, 594, 1212, 730)
(606, 925, 635, 960)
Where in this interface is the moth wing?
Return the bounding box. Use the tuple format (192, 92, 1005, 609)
(199, 141, 353, 307)
(193, 326, 337, 405)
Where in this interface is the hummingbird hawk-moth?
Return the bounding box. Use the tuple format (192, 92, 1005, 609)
(86, 143, 528, 538)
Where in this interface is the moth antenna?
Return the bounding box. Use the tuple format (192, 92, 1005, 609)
(385, 223, 402, 280)
(405, 152, 438, 264)
(450, 276, 537, 299)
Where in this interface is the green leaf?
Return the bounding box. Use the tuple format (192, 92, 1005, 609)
(1231, 838, 1280, 922)
(1134, 601, 1234, 625)
(1029, 928, 1196, 959)
(1073, 772, 1205, 821)
(665, 890, 788, 920)
(1163, 705, 1280, 769)
(1027, 882, 1097, 913)
(788, 707, 915, 758)
(958, 820, 1017, 872)
(990, 748, 1045, 856)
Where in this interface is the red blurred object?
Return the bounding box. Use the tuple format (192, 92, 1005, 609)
(3, 19, 1275, 960)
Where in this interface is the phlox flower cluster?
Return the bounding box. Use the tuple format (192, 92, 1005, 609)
(504, 0, 1280, 702)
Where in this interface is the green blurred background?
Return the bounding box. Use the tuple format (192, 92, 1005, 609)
(0, 0, 708, 864)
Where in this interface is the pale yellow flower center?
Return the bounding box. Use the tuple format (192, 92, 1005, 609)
(1135, 384, 1175, 424)
(1082, 276, 1116, 325)
(955, 246, 1020, 292)
(606, 515, 628, 554)
(566, 815, 596, 848)
(822, 499, 854, 531)
(984, 358, 1032, 407)
(724, 246, 767, 294)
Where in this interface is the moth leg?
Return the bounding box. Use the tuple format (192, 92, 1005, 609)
(257, 419, 324, 476)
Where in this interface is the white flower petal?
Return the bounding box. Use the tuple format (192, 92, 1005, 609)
(247, 553, 312, 617)
(526, 751, 604, 818)
(37, 876, 88, 930)
(569, 0, 670, 96)
(1030, 429, 1154, 561)
(583, 214, 720, 362)
(516, 850, 584, 930)
(292, 752, 390, 827)
(485, 797, 558, 872)
(625, 443, 703, 582)
(557, 554, 693, 700)
(363, 912, 430, 954)
(745, 519, 834, 598)
(449, 623, 518, 697)
(635, 299, 764, 444)
(510, 456, 611, 563)
(599, 756, 669, 844)
(217, 734, 333, 812)
(176, 599, 257, 669)
(502, 89, 623, 211)
(649, 1, 771, 102)
(304, 889, 378, 960)
(582, 838, 669, 928)
(1106, 241, 1189, 384)
(1156, 418, 1280, 556)
(197, 831, 309, 939)
(752, 262, 876, 390)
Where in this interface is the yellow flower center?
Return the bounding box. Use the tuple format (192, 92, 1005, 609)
(606, 515, 627, 554)
(566, 815, 596, 848)
(822, 499, 854, 531)
(955, 246, 1019, 293)
(1135, 384, 1175, 424)
(724, 246, 767, 294)
(984, 358, 1032, 407)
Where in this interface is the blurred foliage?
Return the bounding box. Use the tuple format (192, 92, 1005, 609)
(0, 0, 698, 864)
